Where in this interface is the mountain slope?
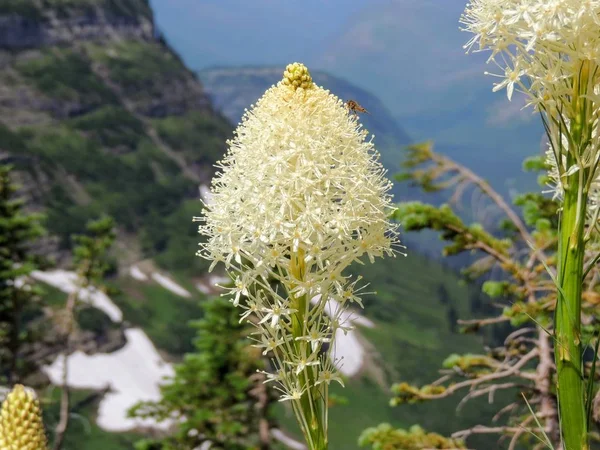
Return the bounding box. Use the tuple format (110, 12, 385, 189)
(0, 0, 231, 273)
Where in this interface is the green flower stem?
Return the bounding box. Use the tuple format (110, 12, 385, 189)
(290, 250, 328, 450)
(555, 167, 588, 450)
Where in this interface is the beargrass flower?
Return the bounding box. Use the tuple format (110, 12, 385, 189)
(0, 384, 48, 450)
(196, 62, 398, 449)
(461, 0, 600, 196)
(545, 134, 600, 229)
(462, 2, 600, 448)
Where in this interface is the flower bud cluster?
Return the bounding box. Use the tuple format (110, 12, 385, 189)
(0, 384, 47, 450)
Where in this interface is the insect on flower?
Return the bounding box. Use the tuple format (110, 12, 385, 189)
(345, 99, 370, 116)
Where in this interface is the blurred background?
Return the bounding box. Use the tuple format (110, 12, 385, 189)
(0, 0, 546, 448)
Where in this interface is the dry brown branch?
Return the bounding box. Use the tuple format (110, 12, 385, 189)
(249, 371, 272, 450)
(508, 415, 535, 450)
(52, 288, 78, 450)
(457, 316, 510, 327)
(428, 151, 536, 252)
(493, 402, 520, 422)
(452, 424, 545, 440)
(419, 350, 539, 401)
(456, 383, 520, 411)
(398, 144, 569, 445)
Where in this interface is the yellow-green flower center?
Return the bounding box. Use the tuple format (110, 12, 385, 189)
(282, 62, 314, 91)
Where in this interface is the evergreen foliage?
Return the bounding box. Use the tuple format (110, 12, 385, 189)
(130, 297, 277, 450)
(0, 164, 45, 384)
(359, 423, 465, 450)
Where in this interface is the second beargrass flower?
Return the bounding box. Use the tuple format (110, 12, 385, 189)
(0, 384, 47, 450)
(196, 62, 398, 450)
(462, 2, 600, 449)
(461, 0, 600, 186)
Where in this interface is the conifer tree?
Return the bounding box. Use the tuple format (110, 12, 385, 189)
(0, 164, 45, 384)
(131, 297, 277, 450)
(52, 215, 116, 450)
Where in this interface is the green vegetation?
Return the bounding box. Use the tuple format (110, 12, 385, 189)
(16, 49, 118, 107)
(0, 164, 46, 384)
(15, 124, 193, 248)
(41, 284, 69, 309)
(146, 200, 212, 277)
(356, 142, 585, 449)
(0, 0, 43, 19)
(75, 306, 119, 334)
(130, 297, 276, 450)
(110, 277, 204, 355)
(0, 0, 151, 20)
(88, 40, 188, 96)
(356, 253, 481, 381)
(152, 112, 231, 166)
(42, 388, 141, 450)
(359, 423, 465, 449)
(69, 106, 145, 150)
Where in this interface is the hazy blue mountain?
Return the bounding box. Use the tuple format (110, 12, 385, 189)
(149, 0, 370, 69)
(312, 0, 544, 194)
(152, 0, 544, 197)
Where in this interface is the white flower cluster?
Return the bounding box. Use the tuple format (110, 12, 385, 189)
(545, 132, 600, 224)
(196, 63, 397, 432)
(461, 0, 600, 102)
(462, 0, 600, 208)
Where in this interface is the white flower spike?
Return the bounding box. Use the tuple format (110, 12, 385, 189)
(196, 62, 398, 450)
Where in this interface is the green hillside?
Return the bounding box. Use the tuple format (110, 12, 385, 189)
(1, 1, 501, 449)
(0, 3, 231, 272)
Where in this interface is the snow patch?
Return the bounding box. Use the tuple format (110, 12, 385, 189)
(196, 283, 212, 295)
(152, 272, 191, 298)
(272, 429, 306, 450)
(42, 328, 175, 432)
(199, 184, 213, 205)
(129, 265, 148, 281)
(34, 269, 177, 431)
(331, 327, 364, 377)
(31, 270, 122, 322)
(209, 275, 230, 287)
(310, 295, 374, 377)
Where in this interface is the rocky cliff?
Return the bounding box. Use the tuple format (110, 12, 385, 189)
(0, 0, 154, 49)
(0, 0, 231, 268)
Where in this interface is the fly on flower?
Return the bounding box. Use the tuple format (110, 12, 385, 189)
(345, 99, 370, 116)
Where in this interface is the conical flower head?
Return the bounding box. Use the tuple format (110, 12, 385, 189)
(197, 61, 399, 450)
(198, 62, 397, 279)
(0, 385, 48, 450)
